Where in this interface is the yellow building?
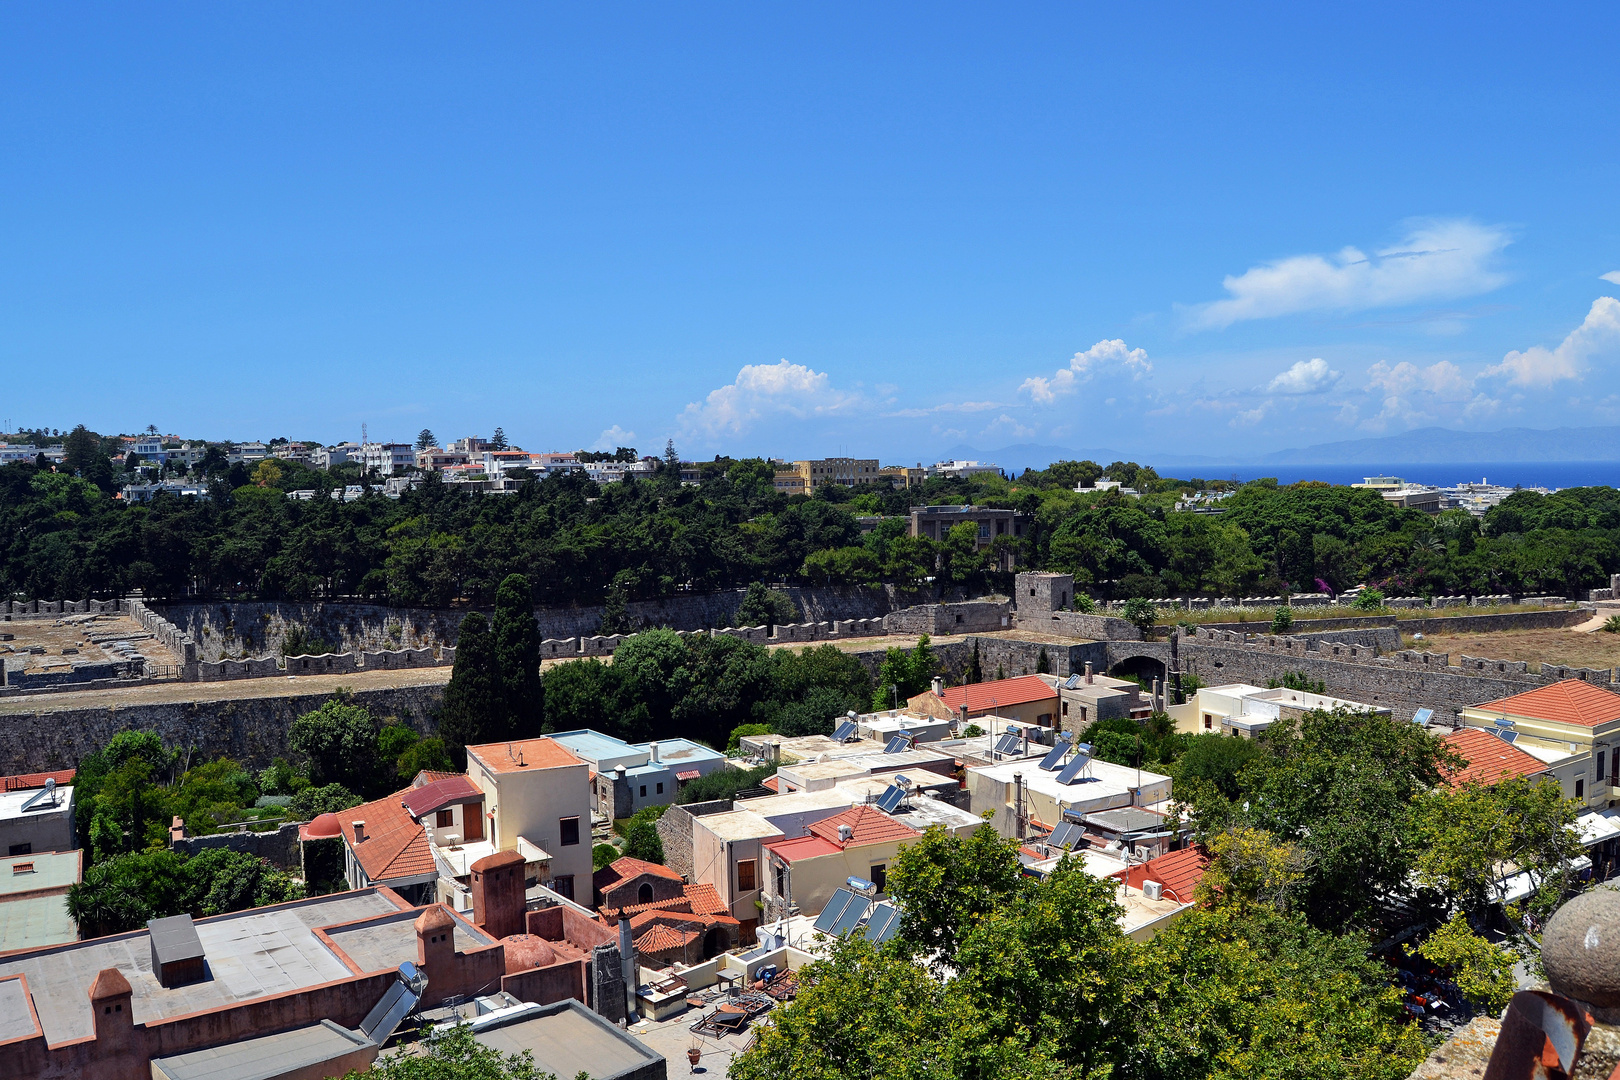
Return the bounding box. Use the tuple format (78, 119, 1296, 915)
(772, 457, 881, 495)
(1458, 680, 1620, 810)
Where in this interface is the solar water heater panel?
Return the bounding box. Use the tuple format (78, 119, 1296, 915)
(884, 735, 910, 754)
(863, 904, 902, 944)
(830, 896, 871, 936)
(813, 889, 855, 934)
(832, 721, 858, 743)
(1056, 749, 1093, 785)
(875, 784, 905, 814)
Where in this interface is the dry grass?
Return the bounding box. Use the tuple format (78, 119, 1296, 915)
(1167, 601, 1570, 626)
(0, 662, 452, 715)
(1401, 626, 1620, 672)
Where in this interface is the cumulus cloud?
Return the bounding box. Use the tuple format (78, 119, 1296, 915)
(1601, 271, 1620, 285)
(1188, 219, 1510, 329)
(980, 414, 1037, 442)
(679, 360, 862, 438)
(1020, 339, 1152, 404)
(1360, 359, 1497, 431)
(589, 425, 636, 452)
(1485, 296, 1620, 387)
(1265, 358, 1342, 395)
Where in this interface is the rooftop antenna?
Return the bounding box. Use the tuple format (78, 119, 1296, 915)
(362, 422, 367, 446)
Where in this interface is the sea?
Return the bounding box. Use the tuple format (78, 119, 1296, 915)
(1178, 462, 1620, 491)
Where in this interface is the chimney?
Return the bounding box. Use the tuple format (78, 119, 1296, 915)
(415, 904, 457, 973)
(930, 676, 943, 697)
(88, 968, 134, 1043)
(838, 824, 854, 843)
(352, 820, 366, 843)
(649, 741, 660, 763)
(1084, 662, 1093, 685)
(470, 850, 526, 940)
(618, 916, 638, 1022)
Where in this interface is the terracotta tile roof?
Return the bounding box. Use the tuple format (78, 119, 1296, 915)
(596, 857, 684, 891)
(635, 924, 696, 954)
(1476, 680, 1620, 728)
(682, 882, 729, 915)
(1, 769, 75, 792)
(1440, 728, 1550, 787)
(939, 675, 1056, 714)
(764, 834, 843, 863)
(409, 770, 462, 787)
(808, 805, 920, 849)
(339, 795, 436, 883)
(400, 775, 483, 819)
(1112, 846, 1209, 905)
(467, 738, 585, 774)
(761, 775, 781, 793)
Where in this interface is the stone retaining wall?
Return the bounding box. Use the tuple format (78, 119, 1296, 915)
(171, 819, 302, 869)
(882, 601, 1010, 635)
(128, 598, 199, 679)
(0, 682, 445, 774)
(1013, 609, 1142, 641)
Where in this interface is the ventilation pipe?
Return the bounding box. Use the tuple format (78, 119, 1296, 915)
(649, 741, 660, 763)
(618, 916, 638, 1022)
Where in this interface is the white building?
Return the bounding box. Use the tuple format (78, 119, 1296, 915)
(928, 459, 1000, 479)
(464, 738, 593, 904)
(359, 442, 416, 475)
(0, 444, 39, 465)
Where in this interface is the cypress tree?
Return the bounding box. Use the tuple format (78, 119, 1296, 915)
(440, 612, 503, 747)
(965, 640, 983, 684)
(1036, 647, 1050, 675)
(492, 573, 542, 736)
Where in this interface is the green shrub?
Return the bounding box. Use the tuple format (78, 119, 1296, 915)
(1603, 615, 1620, 634)
(1352, 589, 1385, 611)
(1270, 606, 1294, 635)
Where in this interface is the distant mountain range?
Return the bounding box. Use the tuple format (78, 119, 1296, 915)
(936, 427, 1620, 475)
(1258, 426, 1620, 465)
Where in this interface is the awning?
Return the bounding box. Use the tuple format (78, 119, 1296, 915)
(1577, 810, 1620, 847)
(676, 770, 701, 781)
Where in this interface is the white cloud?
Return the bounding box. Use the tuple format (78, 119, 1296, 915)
(589, 425, 636, 452)
(886, 400, 1004, 418)
(1485, 296, 1620, 387)
(1020, 339, 1151, 404)
(1265, 358, 1342, 395)
(1231, 402, 1271, 427)
(980, 414, 1036, 442)
(679, 360, 861, 438)
(1188, 219, 1510, 329)
(1361, 359, 1496, 431)
(1601, 271, 1620, 285)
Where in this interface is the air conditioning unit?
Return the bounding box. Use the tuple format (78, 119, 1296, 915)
(1142, 880, 1164, 901)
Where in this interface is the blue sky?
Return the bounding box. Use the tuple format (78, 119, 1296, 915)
(3, 4, 1618, 464)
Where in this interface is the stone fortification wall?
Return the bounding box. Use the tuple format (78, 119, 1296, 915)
(1190, 607, 1585, 639)
(171, 819, 302, 869)
(1116, 627, 1617, 724)
(0, 598, 125, 619)
(883, 601, 1010, 635)
(0, 682, 444, 774)
(1013, 609, 1142, 641)
(128, 598, 199, 678)
(157, 585, 956, 662)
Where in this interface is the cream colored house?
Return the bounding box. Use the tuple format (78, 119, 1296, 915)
(761, 805, 921, 918)
(1459, 680, 1620, 810)
(465, 738, 593, 903)
(1168, 683, 1388, 738)
(690, 808, 784, 943)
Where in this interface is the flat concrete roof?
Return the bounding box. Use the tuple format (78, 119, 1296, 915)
(150, 1019, 376, 1080)
(694, 809, 785, 842)
(0, 849, 80, 895)
(0, 784, 72, 821)
(323, 908, 491, 975)
(551, 729, 642, 764)
(0, 976, 38, 1041)
(0, 889, 403, 1045)
(887, 795, 983, 834)
(0, 893, 77, 952)
(474, 1001, 664, 1080)
(973, 756, 1171, 804)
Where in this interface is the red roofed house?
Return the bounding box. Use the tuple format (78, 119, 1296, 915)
(761, 804, 921, 918)
(339, 794, 438, 904)
(940, 674, 1059, 728)
(1461, 679, 1620, 810)
(1109, 846, 1211, 940)
(1439, 727, 1551, 788)
(598, 879, 741, 965)
(594, 856, 685, 909)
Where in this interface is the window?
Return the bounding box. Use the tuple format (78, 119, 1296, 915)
(639, 785, 647, 797)
(7, 843, 30, 857)
(1576, 779, 1585, 799)
(553, 874, 575, 900)
(656, 782, 664, 795)
(639, 882, 654, 904)
(1062, 702, 1069, 716)
(737, 858, 757, 892)
(436, 809, 454, 828)
(870, 863, 887, 893)
(559, 817, 580, 847)
(1599, 751, 1607, 786)
(1203, 714, 1213, 730)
